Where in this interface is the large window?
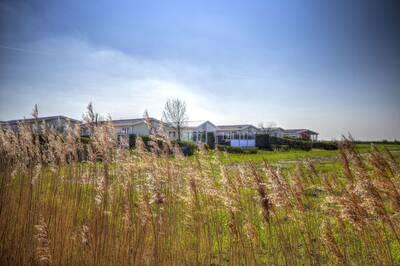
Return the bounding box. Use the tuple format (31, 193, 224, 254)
(248, 132, 255, 139)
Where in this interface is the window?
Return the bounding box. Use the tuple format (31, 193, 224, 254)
(248, 132, 255, 139)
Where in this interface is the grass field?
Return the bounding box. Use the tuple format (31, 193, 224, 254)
(225, 143, 400, 165)
(1, 123, 400, 265)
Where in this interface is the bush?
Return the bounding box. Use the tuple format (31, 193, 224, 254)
(128, 134, 151, 149)
(270, 144, 290, 151)
(217, 139, 230, 146)
(80, 136, 91, 144)
(206, 132, 215, 149)
(312, 141, 338, 150)
(125, 135, 197, 156)
(216, 144, 258, 154)
(177, 140, 198, 156)
(255, 134, 270, 149)
(256, 134, 312, 151)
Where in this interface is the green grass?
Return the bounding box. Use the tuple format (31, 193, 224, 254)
(223, 143, 400, 165)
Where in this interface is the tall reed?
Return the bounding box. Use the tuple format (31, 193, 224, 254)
(0, 107, 399, 265)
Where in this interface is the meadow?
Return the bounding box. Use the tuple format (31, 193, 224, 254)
(225, 143, 400, 164)
(1, 120, 400, 265)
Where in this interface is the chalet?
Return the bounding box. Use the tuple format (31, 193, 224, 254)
(0, 116, 80, 134)
(283, 129, 319, 141)
(81, 118, 176, 139)
(181, 121, 217, 144)
(216, 124, 258, 147)
(180, 122, 259, 147)
(258, 127, 285, 138)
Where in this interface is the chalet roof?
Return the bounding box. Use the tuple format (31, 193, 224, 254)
(81, 117, 175, 129)
(110, 118, 155, 126)
(260, 127, 285, 131)
(217, 124, 257, 131)
(2, 115, 80, 125)
(284, 129, 319, 135)
(182, 120, 216, 129)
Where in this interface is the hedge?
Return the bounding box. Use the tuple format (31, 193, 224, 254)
(126, 135, 198, 156)
(176, 140, 198, 156)
(216, 144, 258, 154)
(80, 136, 91, 144)
(256, 135, 312, 151)
(206, 132, 216, 149)
(312, 141, 338, 150)
(128, 134, 152, 149)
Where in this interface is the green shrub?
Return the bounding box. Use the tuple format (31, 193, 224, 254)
(312, 141, 338, 150)
(256, 134, 312, 151)
(216, 145, 258, 154)
(80, 136, 91, 144)
(177, 140, 198, 156)
(270, 144, 290, 151)
(206, 132, 215, 149)
(217, 139, 230, 146)
(128, 134, 151, 149)
(255, 134, 270, 149)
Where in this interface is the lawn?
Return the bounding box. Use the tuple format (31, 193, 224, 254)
(224, 143, 400, 165)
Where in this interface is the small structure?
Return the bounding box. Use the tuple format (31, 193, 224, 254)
(283, 129, 319, 141)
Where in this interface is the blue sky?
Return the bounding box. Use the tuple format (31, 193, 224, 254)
(0, 0, 399, 140)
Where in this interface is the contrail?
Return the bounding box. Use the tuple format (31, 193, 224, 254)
(0, 44, 54, 55)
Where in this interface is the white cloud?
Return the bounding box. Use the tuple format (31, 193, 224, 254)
(0, 36, 225, 122)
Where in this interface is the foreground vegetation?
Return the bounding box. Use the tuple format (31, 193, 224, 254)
(1, 120, 400, 265)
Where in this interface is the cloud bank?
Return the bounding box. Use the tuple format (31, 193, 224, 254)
(1, 36, 399, 140)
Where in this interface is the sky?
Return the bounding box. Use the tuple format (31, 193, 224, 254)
(0, 0, 399, 140)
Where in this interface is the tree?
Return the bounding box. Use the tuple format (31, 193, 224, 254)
(163, 98, 188, 141)
(83, 102, 99, 125)
(257, 121, 277, 150)
(82, 102, 100, 136)
(258, 121, 277, 135)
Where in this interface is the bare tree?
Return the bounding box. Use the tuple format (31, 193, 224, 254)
(258, 121, 277, 135)
(163, 98, 188, 141)
(84, 102, 99, 126)
(82, 102, 100, 136)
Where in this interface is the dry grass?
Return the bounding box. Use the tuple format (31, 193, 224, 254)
(1, 110, 400, 265)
